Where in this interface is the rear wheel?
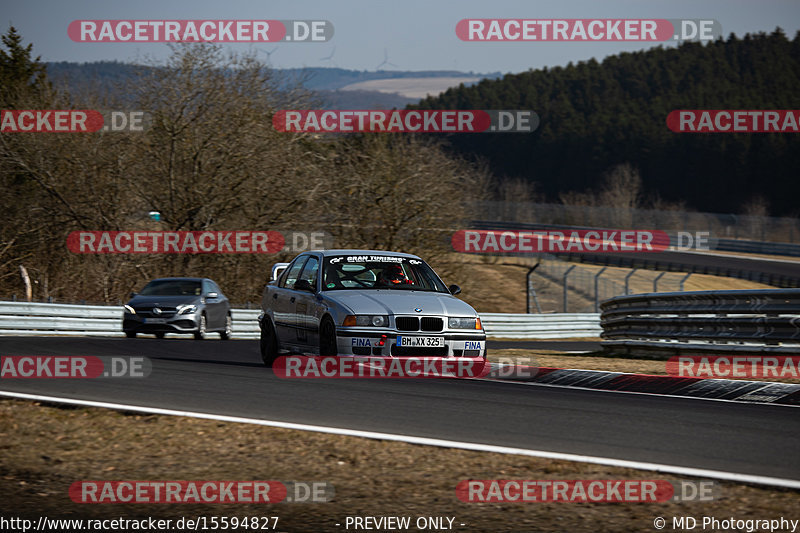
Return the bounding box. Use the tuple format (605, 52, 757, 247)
(125, 331, 136, 338)
(154, 332, 165, 339)
(319, 316, 338, 356)
(194, 314, 207, 340)
(260, 319, 279, 367)
(219, 314, 232, 340)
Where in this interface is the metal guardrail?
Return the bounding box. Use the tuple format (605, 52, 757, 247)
(480, 313, 601, 339)
(468, 220, 800, 287)
(716, 238, 800, 258)
(0, 301, 601, 340)
(600, 289, 800, 356)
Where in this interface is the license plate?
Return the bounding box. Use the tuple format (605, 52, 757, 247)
(144, 318, 166, 324)
(396, 336, 444, 347)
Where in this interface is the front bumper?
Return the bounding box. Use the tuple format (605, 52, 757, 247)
(336, 328, 487, 358)
(123, 312, 200, 334)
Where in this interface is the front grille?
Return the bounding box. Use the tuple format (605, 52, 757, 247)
(135, 306, 177, 318)
(395, 317, 419, 331)
(395, 316, 443, 331)
(421, 317, 443, 331)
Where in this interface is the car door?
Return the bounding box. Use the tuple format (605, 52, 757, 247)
(202, 279, 225, 329)
(271, 255, 308, 344)
(208, 280, 230, 329)
(293, 254, 321, 348)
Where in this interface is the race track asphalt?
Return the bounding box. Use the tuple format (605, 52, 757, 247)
(1, 337, 797, 483)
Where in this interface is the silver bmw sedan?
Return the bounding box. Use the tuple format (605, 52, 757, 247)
(258, 250, 486, 366)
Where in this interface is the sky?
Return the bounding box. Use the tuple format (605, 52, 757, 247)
(3, 0, 800, 74)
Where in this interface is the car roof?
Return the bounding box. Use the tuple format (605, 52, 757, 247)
(308, 249, 422, 259)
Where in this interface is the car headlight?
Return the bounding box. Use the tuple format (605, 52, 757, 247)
(448, 317, 483, 330)
(342, 315, 388, 327)
(177, 304, 197, 315)
(124, 305, 136, 315)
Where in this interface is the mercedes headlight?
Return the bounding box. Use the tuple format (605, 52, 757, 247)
(124, 305, 136, 315)
(177, 304, 197, 315)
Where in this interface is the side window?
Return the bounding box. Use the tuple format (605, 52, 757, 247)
(298, 256, 320, 289)
(202, 279, 213, 294)
(280, 257, 307, 289)
(210, 281, 223, 296)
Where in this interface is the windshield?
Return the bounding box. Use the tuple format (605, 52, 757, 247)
(139, 280, 202, 296)
(322, 255, 448, 292)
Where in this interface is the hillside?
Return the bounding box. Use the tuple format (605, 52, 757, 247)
(45, 62, 499, 109)
(413, 30, 800, 216)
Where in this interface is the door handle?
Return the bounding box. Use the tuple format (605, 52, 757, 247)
(290, 297, 296, 303)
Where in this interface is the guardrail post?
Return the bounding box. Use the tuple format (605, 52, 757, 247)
(624, 269, 637, 295)
(653, 271, 667, 292)
(527, 263, 542, 314)
(679, 272, 692, 291)
(594, 267, 608, 312)
(563, 265, 576, 312)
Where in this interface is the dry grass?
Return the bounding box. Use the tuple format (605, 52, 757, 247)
(1, 399, 798, 533)
(444, 254, 774, 314)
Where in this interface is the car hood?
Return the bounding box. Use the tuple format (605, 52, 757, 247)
(325, 290, 478, 317)
(127, 295, 200, 307)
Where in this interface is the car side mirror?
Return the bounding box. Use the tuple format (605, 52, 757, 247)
(448, 284, 461, 296)
(293, 279, 315, 293)
(271, 263, 289, 282)
(207, 292, 219, 299)
(130, 292, 137, 298)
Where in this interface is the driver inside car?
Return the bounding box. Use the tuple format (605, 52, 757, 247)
(378, 264, 413, 286)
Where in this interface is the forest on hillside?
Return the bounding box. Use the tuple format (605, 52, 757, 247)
(413, 30, 800, 216)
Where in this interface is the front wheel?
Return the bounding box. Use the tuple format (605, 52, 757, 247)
(260, 319, 279, 367)
(219, 314, 232, 340)
(319, 316, 338, 356)
(154, 332, 165, 339)
(194, 314, 207, 340)
(125, 331, 136, 338)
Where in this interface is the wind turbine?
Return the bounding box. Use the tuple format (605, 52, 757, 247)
(259, 46, 279, 66)
(320, 46, 337, 67)
(376, 48, 398, 70)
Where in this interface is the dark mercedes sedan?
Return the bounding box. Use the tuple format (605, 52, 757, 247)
(122, 277, 231, 340)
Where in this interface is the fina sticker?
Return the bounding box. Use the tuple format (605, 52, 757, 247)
(351, 338, 372, 347)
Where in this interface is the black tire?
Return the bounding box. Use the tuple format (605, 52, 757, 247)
(194, 314, 207, 340)
(154, 332, 165, 339)
(219, 314, 232, 340)
(319, 316, 338, 356)
(125, 331, 136, 338)
(260, 319, 279, 367)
